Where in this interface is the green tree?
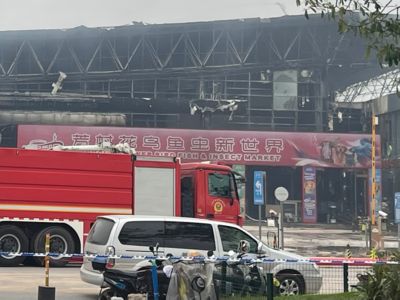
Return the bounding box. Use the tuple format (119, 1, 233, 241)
(296, 0, 400, 66)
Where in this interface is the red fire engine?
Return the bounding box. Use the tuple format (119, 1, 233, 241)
(0, 145, 242, 266)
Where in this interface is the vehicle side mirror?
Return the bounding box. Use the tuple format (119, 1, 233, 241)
(257, 242, 267, 255)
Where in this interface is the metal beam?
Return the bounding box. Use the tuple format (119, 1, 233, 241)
(144, 39, 163, 70)
(27, 41, 45, 74)
(124, 37, 144, 71)
(46, 41, 64, 74)
(227, 32, 243, 64)
(107, 40, 124, 70)
(86, 38, 104, 72)
(7, 40, 26, 75)
(68, 43, 84, 73)
(202, 31, 224, 67)
(184, 33, 202, 67)
(162, 33, 184, 68)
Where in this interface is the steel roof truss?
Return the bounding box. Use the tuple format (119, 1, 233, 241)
(124, 38, 144, 71)
(202, 31, 224, 67)
(7, 40, 26, 75)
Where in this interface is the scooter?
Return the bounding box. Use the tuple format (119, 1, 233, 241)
(93, 246, 219, 300)
(213, 240, 266, 297)
(92, 244, 171, 300)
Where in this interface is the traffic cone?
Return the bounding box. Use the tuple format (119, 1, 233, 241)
(345, 244, 352, 258)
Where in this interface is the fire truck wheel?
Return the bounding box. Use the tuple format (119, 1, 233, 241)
(0, 225, 28, 267)
(33, 226, 75, 267)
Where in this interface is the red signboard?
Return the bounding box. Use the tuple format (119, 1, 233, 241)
(17, 125, 380, 168)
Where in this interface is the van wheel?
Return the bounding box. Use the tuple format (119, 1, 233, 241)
(275, 273, 305, 295)
(0, 225, 28, 267)
(33, 226, 75, 267)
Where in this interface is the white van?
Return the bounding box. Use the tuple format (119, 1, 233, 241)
(80, 215, 322, 295)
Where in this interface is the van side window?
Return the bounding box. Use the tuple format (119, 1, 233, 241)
(218, 225, 258, 253)
(165, 222, 216, 251)
(87, 218, 115, 245)
(119, 221, 164, 246)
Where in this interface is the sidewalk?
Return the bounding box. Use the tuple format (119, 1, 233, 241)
(243, 223, 400, 258)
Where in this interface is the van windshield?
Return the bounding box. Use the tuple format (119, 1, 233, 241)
(87, 218, 115, 245)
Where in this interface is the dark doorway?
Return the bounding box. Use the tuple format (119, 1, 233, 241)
(355, 174, 368, 218)
(245, 166, 301, 220)
(316, 168, 367, 224)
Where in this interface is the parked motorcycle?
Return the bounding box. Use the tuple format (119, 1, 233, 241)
(213, 240, 267, 297)
(92, 244, 170, 300)
(92, 246, 218, 300)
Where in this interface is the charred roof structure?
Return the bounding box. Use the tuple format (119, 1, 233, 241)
(0, 15, 385, 133)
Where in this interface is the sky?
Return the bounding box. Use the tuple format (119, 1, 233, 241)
(0, 0, 304, 31)
(1, 0, 399, 31)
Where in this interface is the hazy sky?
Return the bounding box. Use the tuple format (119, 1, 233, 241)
(0, 0, 304, 31)
(2, 0, 399, 31)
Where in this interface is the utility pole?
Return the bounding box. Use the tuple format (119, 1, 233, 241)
(371, 113, 376, 226)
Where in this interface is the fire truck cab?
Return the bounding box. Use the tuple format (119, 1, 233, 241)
(181, 163, 242, 225)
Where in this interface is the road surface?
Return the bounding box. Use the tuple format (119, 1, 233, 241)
(0, 265, 370, 299)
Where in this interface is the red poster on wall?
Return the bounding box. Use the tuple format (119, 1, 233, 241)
(302, 166, 317, 223)
(17, 124, 379, 169)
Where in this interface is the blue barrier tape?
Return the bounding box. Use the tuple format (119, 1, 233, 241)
(0, 251, 394, 265)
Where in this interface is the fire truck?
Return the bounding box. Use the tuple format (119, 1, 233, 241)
(0, 144, 243, 267)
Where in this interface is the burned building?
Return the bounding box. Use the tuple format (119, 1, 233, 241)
(0, 15, 387, 224)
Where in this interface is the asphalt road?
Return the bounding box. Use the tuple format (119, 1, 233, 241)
(0, 266, 98, 300)
(0, 265, 370, 299)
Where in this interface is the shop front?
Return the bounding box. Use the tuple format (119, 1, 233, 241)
(17, 125, 381, 224)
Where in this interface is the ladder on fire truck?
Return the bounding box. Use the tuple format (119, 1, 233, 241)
(29, 142, 137, 155)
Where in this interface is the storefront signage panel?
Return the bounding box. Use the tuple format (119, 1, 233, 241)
(253, 171, 266, 205)
(17, 125, 379, 169)
(302, 167, 317, 223)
